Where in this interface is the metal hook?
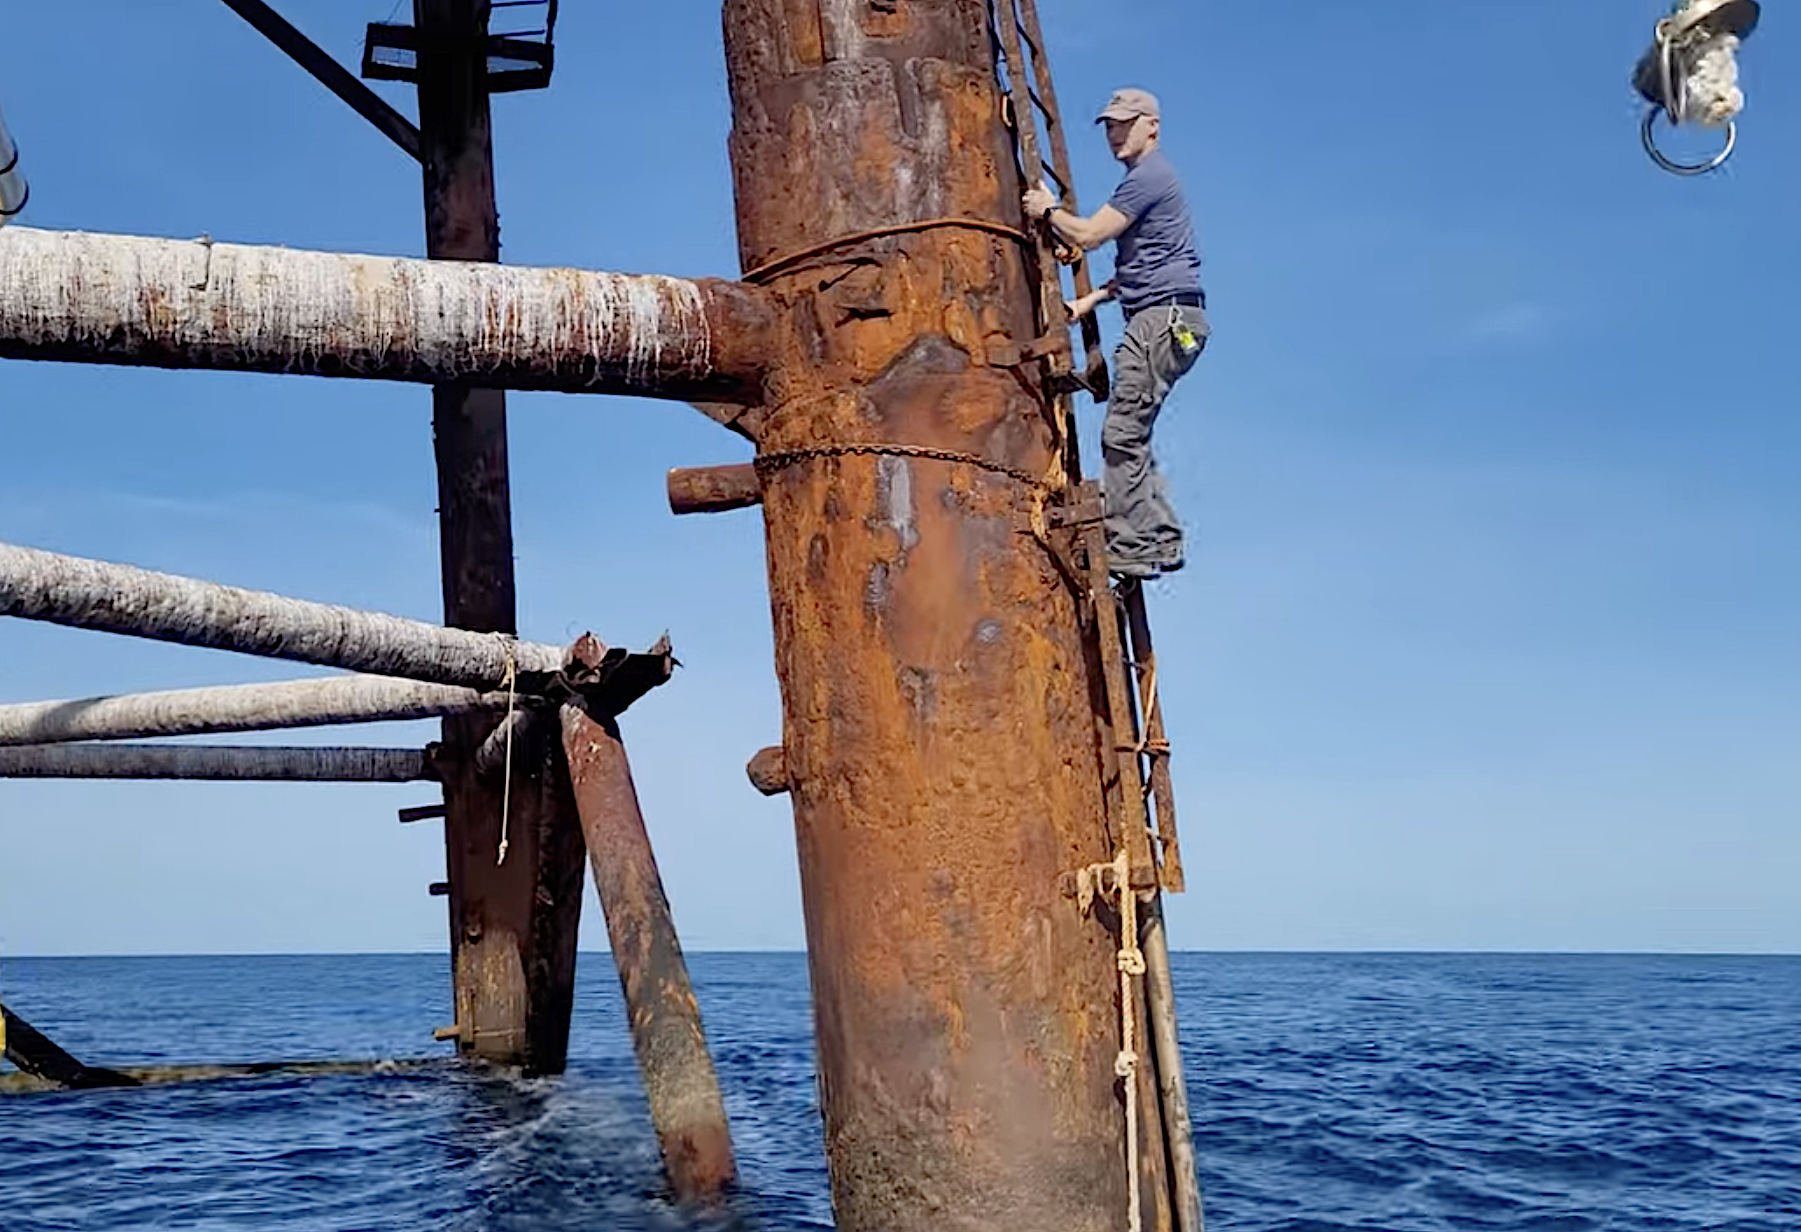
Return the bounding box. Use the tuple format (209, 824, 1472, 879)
(1641, 106, 1737, 176)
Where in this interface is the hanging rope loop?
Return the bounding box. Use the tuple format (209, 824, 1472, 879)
(1078, 848, 1147, 1232)
(495, 635, 519, 868)
(1633, 0, 1760, 176)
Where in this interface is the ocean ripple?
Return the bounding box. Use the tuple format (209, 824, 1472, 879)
(1, 953, 1797, 1230)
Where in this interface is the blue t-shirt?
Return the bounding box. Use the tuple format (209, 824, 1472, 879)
(1106, 149, 1203, 315)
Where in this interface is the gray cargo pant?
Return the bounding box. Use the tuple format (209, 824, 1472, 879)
(1103, 301, 1208, 575)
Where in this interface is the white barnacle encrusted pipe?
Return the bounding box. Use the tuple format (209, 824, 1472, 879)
(0, 227, 776, 402)
(0, 538, 569, 690)
(0, 100, 27, 226)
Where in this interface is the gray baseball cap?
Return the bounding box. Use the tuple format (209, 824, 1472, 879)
(1096, 87, 1160, 123)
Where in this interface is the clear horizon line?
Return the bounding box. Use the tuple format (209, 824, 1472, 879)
(6, 947, 1799, 960)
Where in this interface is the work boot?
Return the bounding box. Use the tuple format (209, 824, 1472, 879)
(1109, 550, 1183, 581)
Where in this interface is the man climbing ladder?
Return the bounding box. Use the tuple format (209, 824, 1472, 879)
(1024, 87, 1207, 580)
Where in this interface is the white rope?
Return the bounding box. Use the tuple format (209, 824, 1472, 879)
(495, 637, 517, 867)
(1082, 850, 1147, 1232)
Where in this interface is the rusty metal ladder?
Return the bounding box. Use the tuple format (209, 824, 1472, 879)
(992, 7, 1204, 1231)
(991, 0, 1185, 897)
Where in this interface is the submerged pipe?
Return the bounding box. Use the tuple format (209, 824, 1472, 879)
(1, 1005, 137, 1089)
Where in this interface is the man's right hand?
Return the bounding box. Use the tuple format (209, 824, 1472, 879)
(1022, 186, 1058, 221)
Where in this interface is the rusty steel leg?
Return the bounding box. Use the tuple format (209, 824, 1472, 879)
(434, 719, 583, 1073)
(559, 704, 736, 1200)
(1142, 901, 1204, 1232)
(723, 6, 1134, 1230)
(416, 0, 584, 1074)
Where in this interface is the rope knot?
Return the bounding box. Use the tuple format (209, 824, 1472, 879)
(1118, 949, 1147, 977)
(1114, 1049, 1139, 1079)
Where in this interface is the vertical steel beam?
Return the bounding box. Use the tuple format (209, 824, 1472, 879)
(722, 5, 1135, 1229)
(415, 0, 581, 1073)
(560, 702, 737, 1199)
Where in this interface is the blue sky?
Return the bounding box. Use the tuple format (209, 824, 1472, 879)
(1, 1, 1797, 956)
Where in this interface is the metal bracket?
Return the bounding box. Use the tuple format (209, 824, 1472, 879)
(986, 330, 1073, 372)
(1014, 488, 1100, 599)
(1056, 862, 1159, 905)
(1011, 490, 1102, 534)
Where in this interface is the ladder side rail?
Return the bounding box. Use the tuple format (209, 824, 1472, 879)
(1099, 547, 1204, 1232)
(1078, 513, 1178, 1232)
(992, 8, 1065, 335)
(1123, 585, 1185, 892)
(992, 1, 1082, 483)
(1014, 0, 1110, 393)
(1079, 537, 1156, 875)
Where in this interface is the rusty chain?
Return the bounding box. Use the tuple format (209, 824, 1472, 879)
(741, 217, 1033, 285)
(754, 442, 1051, 491)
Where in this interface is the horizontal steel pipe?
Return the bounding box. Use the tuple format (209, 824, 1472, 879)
(0, 743, 435, 781)
(472, 705, 538, 780)
(745, 745, 789, 796)
(0, 227, 775, 403)
(0, 675, 509, 747)
(0, 540, 566, 690)
(668, 463, 762, 516)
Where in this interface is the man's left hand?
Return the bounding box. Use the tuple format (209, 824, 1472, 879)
(1022, 187, 1057, 222)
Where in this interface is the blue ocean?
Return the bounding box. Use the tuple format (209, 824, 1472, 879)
(1, 953, 1797, 1231)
